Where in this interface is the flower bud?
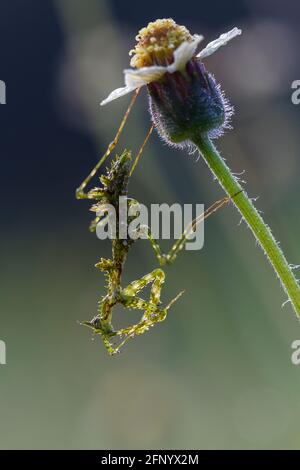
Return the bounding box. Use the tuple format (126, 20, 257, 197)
(148, 60, 230, 146)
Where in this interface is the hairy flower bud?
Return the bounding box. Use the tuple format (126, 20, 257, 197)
(148, 59, 231, 146)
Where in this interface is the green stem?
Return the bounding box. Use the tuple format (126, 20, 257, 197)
(193, 133, 300, 317)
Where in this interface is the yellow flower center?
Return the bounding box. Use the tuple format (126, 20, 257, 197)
(129, 18, 193, 68)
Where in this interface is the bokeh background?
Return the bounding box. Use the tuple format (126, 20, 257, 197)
(1, 0, 300, 450)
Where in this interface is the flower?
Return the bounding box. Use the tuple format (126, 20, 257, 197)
(101, 19, 241, 145)
(101, 19, 241, 106)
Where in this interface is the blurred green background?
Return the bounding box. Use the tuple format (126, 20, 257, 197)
(1, 0, 300, 449)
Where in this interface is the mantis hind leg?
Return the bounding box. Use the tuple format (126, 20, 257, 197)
(114, 269, 184, 353)
(122, 268, 165, 305)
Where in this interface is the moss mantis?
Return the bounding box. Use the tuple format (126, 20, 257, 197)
(76, 91, 234, 355)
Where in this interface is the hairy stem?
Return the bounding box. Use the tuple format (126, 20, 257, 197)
(193, 133, 300, 317)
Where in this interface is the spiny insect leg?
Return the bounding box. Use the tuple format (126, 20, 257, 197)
(76, 89, 139, 199)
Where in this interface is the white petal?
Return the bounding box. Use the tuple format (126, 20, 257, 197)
(100, 66, 167, 105)
(197, 27, 242, 59)
(100, 85, 136, 106)
(168, 35, 204, 73)
(124, 65, 167, 87)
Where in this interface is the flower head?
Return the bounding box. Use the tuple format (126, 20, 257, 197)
(101, 19, 241, 145)
(129, 18, 193, 68)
